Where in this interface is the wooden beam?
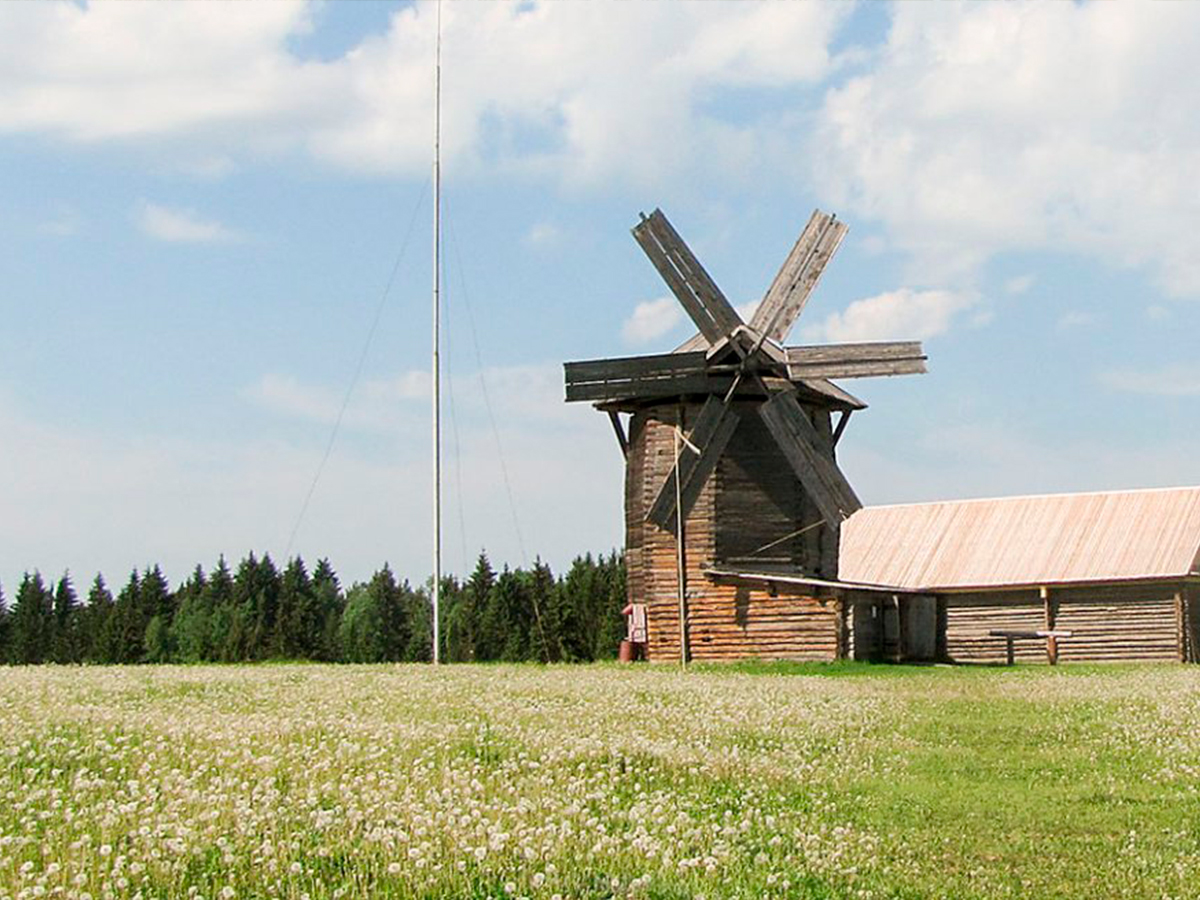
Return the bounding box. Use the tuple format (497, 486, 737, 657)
(832, 410, 852, 447)
(632, 210, 742, 344)
(607, 411, 629, 457)
(750, 210, 848, 342)
(757, 390, 862, 525)
(784, 342, 927, 380)
(565, 350, 707, 383)
(565, 372, 727, 403)
(1041, 586, 1058, 665)
(646, 396, 740, 531)
(1177, 590, 1186, 663)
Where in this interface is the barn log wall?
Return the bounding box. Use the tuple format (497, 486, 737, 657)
(627, 403, 841, 662)
(943, 582, 1198, 664)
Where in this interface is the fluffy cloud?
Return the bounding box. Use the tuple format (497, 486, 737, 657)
(0, 2, 849, 186)
(802, 288, 975, 343)
(136, 201, 238, 243)
(621, 297, 684, 346)
(814, 3, 1200, 296)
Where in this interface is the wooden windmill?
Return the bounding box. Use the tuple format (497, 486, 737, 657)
(564, 209, 926, 660)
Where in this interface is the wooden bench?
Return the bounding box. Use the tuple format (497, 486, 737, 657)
(989, 629, 1074, 665)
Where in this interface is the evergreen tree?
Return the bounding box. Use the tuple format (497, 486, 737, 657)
(403, 579, 434, 663)
(480, 567, 534, 662)
(140, 566, 174, 663)
(337, 565, 409, 663)
(528, 559, 560, 662)
(51, 573, 81, 664)
(447, 553, 493, 662)
(170, 565, 211, 663)
(10, 572, 53, 664)
(112, 570, 143, 663)
(229, 553, 281, 660)
(0, 582, 9, 664)
(276, 557, 317, 659)
(205, 557, 238, 662)
(312, 559, 343, 662)
(83, 574, 118, 664)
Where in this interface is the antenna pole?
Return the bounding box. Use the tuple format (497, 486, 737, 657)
(431, 0, 442, 665)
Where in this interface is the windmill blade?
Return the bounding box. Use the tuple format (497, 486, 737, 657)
(750, 210, 848, 343)
(784, 341, 927, 380)
(633, 209, 744, 346)
(757, 390, 862, 524)
(646, 396, 741, 531)
(564, 350, 717, 402)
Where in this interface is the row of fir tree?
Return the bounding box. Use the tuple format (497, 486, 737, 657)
(0, 551, 627, 665)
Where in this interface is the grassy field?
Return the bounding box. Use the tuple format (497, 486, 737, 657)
(3, 663, 1200, 900)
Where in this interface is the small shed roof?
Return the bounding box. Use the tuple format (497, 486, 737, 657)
(840, 486, 1200, 591)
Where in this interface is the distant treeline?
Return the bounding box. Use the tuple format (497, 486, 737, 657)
(0, 552, 626, 665)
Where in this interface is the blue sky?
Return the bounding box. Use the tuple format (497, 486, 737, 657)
(3, 0, 1199, 593)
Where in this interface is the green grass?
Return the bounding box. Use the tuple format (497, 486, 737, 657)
(3, 663, 1200, 899)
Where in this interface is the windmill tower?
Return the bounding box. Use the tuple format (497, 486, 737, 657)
(564, 209, 927, 661)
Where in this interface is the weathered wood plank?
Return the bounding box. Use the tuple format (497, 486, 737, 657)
(646, 397, 740, 531)
(757, 391, 862, 524)
(565, 351, 708, 383)
(784, 342, 927, 379)
(750, 210, 847, 342)
(632, 210, 742, 344)
(565, 372, 727, 402)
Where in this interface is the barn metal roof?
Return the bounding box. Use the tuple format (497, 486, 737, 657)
(839, 486, 1200, 591)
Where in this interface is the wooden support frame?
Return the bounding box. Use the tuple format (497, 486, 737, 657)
(1041, 586, 1058, 665)
(832, 410, 852, 447)
(1176, 590, 1187, 663)
(607, 411, 629, 457)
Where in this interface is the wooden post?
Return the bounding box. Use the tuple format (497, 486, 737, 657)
(674, 415, 688, 667)
(1176, 590, 1186, 663)
(1005, 636, 1015, 667)
(834, 596, 847, 660)
(894, 594, 906, 662)
(1041, 586, 1058, 665)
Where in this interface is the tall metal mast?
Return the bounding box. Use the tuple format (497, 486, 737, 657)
(431, 0, 442, 665)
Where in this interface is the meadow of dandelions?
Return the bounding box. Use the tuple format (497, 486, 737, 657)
(4, 664, 1200, 899)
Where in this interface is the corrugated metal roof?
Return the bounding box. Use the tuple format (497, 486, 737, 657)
(839, 486, 1200, 591)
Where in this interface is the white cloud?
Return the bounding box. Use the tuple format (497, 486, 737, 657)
(814, 3, 1200, 296)
(0, 2, 849, 186)
(622, 297, 684, 346)
(1098, 364, 1200, 398)
(137, 201, 237, 243)
(802, 288, 976, 343)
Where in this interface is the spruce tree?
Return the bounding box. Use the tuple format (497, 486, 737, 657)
(140, 566, 174, 663)
(205, 557, 237, 662)
(276, 557, 316, 660)
(0, 582, 9, 664)
(170, 565, 210, 663)
(112, 570, 143, 663)
(11, 572, 53, 664)
(447, 553, 493, 662)
(51, 573, 80, 664)
(312, 559, 343, 661)
(84, 574, 117, 664)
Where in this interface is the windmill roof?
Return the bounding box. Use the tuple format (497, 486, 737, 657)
(839, 486, 1200, 591)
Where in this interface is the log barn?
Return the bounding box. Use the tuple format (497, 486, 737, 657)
(565, 208, 1198, 664)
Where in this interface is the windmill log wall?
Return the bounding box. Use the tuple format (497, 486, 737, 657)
(626, 401, 842, 662)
